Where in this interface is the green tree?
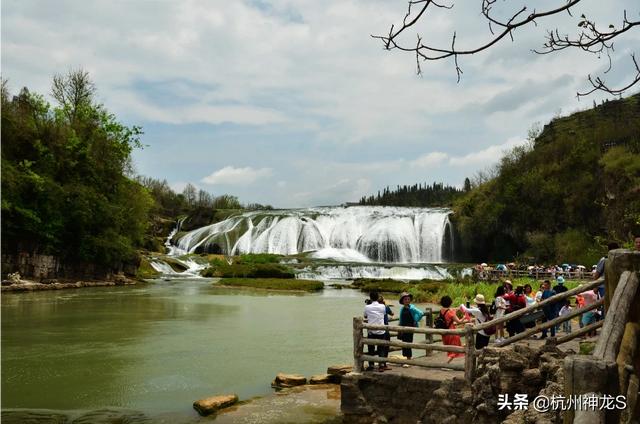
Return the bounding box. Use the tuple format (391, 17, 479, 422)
(1, 71, 152, 270)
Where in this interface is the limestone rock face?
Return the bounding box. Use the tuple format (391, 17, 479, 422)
(271, 373, 307, 389)
(193, 394, 238, 416)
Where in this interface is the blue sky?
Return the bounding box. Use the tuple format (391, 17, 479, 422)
(2, 0, 638, 207)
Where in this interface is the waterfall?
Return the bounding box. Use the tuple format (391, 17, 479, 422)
(172, 206, 454, 263)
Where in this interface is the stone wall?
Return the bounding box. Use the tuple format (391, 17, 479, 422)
(341, 344, 570, 424)
(341, 371, 446, 423)
(1, 252, 139, 280)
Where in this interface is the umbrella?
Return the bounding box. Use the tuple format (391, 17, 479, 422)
(577, 265, 586, 269)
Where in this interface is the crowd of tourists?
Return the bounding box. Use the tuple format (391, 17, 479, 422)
(362, 277, 603, 371)
(361, 237, 640, 371)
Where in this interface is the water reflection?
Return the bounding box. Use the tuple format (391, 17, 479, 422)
(2, 280, 359, 420)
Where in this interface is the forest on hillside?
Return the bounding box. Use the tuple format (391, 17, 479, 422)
(357, 94, 640, 264)
(453, 95, 640, 264)
(1, 72, 270, 269)
(358, 182, 464, 207)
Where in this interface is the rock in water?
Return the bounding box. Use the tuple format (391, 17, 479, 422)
(326, 364, 352, 375)
(326, 364, 353, 383)
(271, 373, 307, 389)
(193, 394, 238, 416)
(309, 374, 332, 384)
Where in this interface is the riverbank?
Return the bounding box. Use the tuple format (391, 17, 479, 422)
(1, 274, 138, 292)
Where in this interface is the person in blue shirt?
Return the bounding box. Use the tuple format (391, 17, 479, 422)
(398, 292, 424, 366)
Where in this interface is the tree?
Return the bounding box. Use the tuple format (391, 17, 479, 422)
(1, 72, 151, 269)
(51, 69, 95, 123)
(463, 177, 472, 192)
(374, 0, 639, 97)
(183, 183, 197, 207)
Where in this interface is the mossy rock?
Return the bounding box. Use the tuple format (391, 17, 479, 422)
(162, 257, 189, 272)
(136, 257, 161, 279)
(579, 341, 596, 355)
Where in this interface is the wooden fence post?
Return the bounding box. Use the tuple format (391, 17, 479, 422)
(424, 308, 433, 344)
(464, 324, 475, 383)
(353, 317, 364, 373)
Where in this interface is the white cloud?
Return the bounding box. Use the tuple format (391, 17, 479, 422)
(3, 0, 637, 206)
(448, 137, 528, 167)
(410, 152, 448, 168)
(201, 166, 273, 185)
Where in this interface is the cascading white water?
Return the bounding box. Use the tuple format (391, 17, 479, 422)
(172, 206, 454, 263)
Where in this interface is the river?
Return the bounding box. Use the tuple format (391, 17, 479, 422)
(1, 278, 363, 422)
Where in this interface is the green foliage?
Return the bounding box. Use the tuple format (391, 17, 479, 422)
(217, 278, 324, 292)
(202, 259, 295, 279)
(1, 72, 152, 268)
(453, 94, 640, 263)
(351, 277, 580, 306)
(359, 182, 463, 207)
(234, 254, 281, 264)
(599, 144, 640, 240)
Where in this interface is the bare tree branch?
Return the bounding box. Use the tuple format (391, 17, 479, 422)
(373, 0, 640, 97)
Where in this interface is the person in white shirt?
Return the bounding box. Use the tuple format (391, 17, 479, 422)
(494, 286, 507, 343)
(558, 300, 572, 333)
(460, 294, 493, 349)
(364, 291, 388, 371)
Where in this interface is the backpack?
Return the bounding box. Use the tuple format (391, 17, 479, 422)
(489, 300, 497, 315)
(483, 312, 497, 335)
(434, 309, 449, 329)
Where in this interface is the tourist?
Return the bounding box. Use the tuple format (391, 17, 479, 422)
(552, 277, 568, 331)
(493, 286, 507, 343)
(379, 296, 393, 371)
(558, 299, 572, 333)
(460, 294, 492, 349)
(524, 284, 536, 306)
(363, 291, 387, 371)
(635, 235, 640, 251)
(540, 280, 557, 339)
(580, 287, 599, 337)
(593, 242, 620, 319)
(553, 276, 568, 295)
(503, 286, 526, 336)
(575, 292, 585, 328)
(398, 292, 424, 367)
(439, 295, 467, 363)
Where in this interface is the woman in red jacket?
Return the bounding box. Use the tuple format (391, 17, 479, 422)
(503, 286, 526, 337)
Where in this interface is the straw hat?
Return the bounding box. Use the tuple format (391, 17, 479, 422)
(473, 294, 486, 305)
(398, 292, 413, 304)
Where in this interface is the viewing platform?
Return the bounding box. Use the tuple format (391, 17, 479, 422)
(342, 249, 640, 423)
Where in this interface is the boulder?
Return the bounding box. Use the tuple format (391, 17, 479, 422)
(309, 374, 332, 385)
(271, 373, 307, 389)
(193, 394, 238, 416)
(327, 364, 352, 375)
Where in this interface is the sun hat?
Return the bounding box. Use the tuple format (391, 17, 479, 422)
(557, 276, 565, 284)
(473, 294, 486, 305)
(398, 292, 413, 304)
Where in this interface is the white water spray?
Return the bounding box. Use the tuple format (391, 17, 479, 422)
(172, 206, 454, 263)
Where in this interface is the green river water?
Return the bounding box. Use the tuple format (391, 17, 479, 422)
(1, 278, 363, 422)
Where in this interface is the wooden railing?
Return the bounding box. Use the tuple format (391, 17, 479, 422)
(475, 268, 592, 281)
(353, 277, 606, 383)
